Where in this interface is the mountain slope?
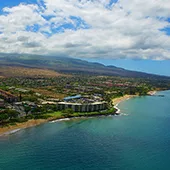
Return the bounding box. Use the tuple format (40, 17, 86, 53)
(0, 53, 169, 79)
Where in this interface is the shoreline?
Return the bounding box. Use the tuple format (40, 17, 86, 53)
(112, 95, 137, 114)
(0, 112, 117, 136)
(0, 91, 157, 136)
(0, 119, 49, 136)
(147, 90, 157, 96)
(112, 90, 158, 114)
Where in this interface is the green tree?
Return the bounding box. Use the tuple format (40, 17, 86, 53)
(62, 108, 74, 117)
(0, 113, 9, 123)
(6, 109, 19, 119)
(24, 105, 32, 115)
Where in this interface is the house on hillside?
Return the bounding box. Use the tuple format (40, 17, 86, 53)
(0, 89, 19, 103)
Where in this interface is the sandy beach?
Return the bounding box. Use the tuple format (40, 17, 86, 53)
(112, 95, 137, 106)
(147, 91, 157, 96)
(0, 119, 49, 136)
(112, 90, 158, 114)
(112, 95, 137, 114)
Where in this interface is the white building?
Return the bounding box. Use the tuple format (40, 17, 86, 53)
(57, 101, 107, 112)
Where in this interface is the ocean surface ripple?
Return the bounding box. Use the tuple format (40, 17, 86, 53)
(0, 90, 170, 170)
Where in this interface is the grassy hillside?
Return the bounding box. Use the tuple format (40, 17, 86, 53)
(0, 53, 169, 79)
(0, 66, 67, 78)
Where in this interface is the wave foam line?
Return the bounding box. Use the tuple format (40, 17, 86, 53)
(4, 129, 21, 135)
(50, 118, 70, 123)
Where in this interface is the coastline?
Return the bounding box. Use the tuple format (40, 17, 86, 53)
(112, 90, 158, 114)
(0, 113, 117, 136)
(0, 112, 117, 136)
(0, 91, 157, 136)
(147, 90, 157, 96)
(0, 119, 49, 136)
(112, 95, 137, 114)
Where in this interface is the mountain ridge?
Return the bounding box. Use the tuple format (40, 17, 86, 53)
(0, 53, 169, 79)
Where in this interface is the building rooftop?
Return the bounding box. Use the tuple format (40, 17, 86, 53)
(64, 95, 82, 101)
(58, 101, 106, 105)
(58, 102, 82, 105)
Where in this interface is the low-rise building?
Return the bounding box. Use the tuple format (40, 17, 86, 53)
(42, 101, 57, 105)
(57, 101, 107, 112)
(0, 89, 19, 102)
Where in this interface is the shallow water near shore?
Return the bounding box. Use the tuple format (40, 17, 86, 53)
(0, 90, 170, 170)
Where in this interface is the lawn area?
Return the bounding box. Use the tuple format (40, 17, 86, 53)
(44, 107, 116, 119)
(45, 111, 63, 119)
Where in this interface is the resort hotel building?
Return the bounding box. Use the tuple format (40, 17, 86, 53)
(57, 95, 107, 112)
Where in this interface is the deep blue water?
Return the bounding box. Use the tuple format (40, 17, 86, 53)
(0, 90, 170, 170)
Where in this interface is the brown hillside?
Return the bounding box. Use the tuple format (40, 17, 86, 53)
(0, 66, 68, 78)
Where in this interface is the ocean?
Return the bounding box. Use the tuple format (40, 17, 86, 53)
(0, 90, 170, 170)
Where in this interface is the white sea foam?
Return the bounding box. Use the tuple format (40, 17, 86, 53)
(114, 97, 132, 115)
(4, 129, 21, 135)
(114, 103, 121, 114)
(121, 113, 129, 116)
(50, 118, 70, 123)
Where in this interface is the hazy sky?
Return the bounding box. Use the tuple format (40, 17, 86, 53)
(0, 0, 170, 75)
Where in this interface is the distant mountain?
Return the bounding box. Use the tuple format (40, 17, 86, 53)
(0, 53, 169, 79)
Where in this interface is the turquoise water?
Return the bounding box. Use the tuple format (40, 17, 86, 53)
(1, 90, 170, 170)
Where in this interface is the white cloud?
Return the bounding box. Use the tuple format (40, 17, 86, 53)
(0, 0, 170, 60)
